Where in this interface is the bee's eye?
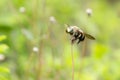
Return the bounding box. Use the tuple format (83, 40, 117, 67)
(67, 28, 71, 32)
(69, 29, 73, 35)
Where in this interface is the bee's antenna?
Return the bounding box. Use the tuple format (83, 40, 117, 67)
(64, 24, 70, 28)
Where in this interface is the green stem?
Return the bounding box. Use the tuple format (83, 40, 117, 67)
(71, 44, 74, 80)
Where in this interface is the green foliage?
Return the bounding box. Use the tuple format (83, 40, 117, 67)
(0, 44, 8, 53)
(0, 35, 10, 80)
(92, 43, 109, 59)
(0, 0, 120, 80)
(0, 67, 10, 80)
(0, 35, 9, 53)
(0, 35, 6, 41)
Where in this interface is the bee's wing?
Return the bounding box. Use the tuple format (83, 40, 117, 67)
(84, 33, 95, 40)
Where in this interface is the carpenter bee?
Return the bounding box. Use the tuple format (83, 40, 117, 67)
(66, 25, 95, 44)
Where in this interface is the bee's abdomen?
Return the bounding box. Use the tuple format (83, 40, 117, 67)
(77, 33, 85, 44)
(79, 33, 85, 41)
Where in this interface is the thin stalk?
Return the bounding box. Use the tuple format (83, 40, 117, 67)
(71, 44, 74, 80)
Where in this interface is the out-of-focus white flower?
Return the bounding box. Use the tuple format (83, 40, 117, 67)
(86, 8, 92, 16)
(33, 46, 39, 52)
(19, 6, 26, 13)
(49, 16, 56, 23)
(0, 54, 5, 61)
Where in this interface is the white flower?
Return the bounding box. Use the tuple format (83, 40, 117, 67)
(0, 54, 5, 61)
(19, 7, 26, 13)
(33, 47, 39, 52)
(49, 16, 56, 23)
(86, 8, 92, 16)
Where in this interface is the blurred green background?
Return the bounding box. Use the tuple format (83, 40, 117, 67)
(0, 0, 120, 80)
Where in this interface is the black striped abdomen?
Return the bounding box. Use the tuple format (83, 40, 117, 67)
(77, 33, 85, 44)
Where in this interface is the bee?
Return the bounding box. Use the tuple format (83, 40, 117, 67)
(66, 25, 95, 44)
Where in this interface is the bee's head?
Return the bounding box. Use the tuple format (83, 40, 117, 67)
(66, 26, 74, 35)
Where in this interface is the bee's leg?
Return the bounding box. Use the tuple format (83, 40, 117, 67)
(77, 38, 81, 44)
(71, 37, 76, 44)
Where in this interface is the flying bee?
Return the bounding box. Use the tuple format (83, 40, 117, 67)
(65, 25, 95, 44)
